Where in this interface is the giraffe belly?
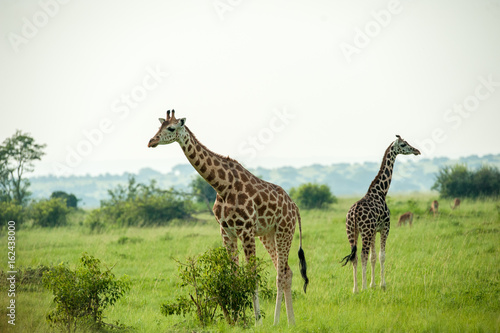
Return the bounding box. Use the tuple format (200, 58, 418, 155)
(255, 218, 275, 237)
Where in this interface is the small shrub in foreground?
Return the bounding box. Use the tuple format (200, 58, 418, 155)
(42, 253, 130, 332)
(161, 247, 271, 327)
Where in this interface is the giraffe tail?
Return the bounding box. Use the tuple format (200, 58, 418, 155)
(297, 213, 309, 293)
(340, 244, 357, 267)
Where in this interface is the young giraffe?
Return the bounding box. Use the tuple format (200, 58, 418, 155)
(148, 110, 308, 325)
(340, 135, 420, 292)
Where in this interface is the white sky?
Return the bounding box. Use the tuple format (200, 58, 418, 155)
(1, 0, 500, 176)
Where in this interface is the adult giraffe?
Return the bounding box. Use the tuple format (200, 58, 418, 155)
(340, 135, 420, 292)
(148, 110, 308, 325)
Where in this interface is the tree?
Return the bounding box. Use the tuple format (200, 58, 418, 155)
(51, 191, 78, 208)
(190, 175, 217, 213)
(289, 183, 337, 209)
(432, 164, 500, 198)
(29, 198, 71, 227)
(0, 130, 46, 205)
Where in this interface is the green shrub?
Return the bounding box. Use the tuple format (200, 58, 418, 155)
(432, 164, 500, 198)
(161, 247, 270, 327)
(84, 177, 194, 228)
(290, 183, 337, 209)
(29, 198, 70, 227)
(50, 191, 78, 208)
(42, 253, 130, 332)
(0, 201, 23, 226)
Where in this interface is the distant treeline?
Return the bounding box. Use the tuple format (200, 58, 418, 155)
(29, 154, 500, 207)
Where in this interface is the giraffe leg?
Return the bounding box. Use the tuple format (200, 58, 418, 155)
(220, 226, 238, 263)
(240, 230, 262, 325)
(275, 230, 295, 325)
(352, 254, 358, 293)
(360, 239, 370, 290)
(380, 231, 388, 290)
(370, 234, 377, 288)
(259, 232, 281, 324)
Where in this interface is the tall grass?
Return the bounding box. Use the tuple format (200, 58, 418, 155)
(1, 195, 499, 332)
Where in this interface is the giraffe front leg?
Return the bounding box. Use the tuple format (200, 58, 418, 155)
(220, 226, 238, 263)
(239, 230, 262, 325)
(361, 243, 370, 290)
(352, 255, 358, 293)
(380, 237, 387, 290)
(370, 234, 377, 288)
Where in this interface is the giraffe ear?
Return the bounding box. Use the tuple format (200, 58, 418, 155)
(179, 118, 186, 127)
(159, 118, 166, 124)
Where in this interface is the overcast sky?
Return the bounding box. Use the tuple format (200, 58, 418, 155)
(1, 0, 499, 177)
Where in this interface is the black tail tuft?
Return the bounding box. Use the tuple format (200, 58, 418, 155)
(340, 245, 357, 267)
(298, 247, 309, 293)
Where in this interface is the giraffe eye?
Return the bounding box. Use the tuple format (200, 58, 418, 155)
(167, 127, 175, 132)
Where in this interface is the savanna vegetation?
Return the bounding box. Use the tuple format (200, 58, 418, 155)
(1, 131, 499, 331)
(0, 194, 498, 332)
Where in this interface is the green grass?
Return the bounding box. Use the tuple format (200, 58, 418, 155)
(1, 195, 499, 332)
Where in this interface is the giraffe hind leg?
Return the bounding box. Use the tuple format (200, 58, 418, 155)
(370, 234, 377, 288)
(361, 243, 370, 291)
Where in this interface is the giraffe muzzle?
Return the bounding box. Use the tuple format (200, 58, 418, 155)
(148, 138, 159, 148)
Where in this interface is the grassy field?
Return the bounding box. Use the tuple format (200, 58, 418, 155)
(1, 194, 499, 332)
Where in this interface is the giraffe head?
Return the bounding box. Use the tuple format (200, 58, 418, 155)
(148, 110, 186, 148)
(393, 135, 421, 156)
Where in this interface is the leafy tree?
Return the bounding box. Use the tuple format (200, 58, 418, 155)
(190, 175, 217, 213)
(289, 183, 337, 209)
(43, 253, 130, 332)
(471, 165, 500, 197)
(0, 130, 46, 205)
(0, 201, 23, 227)
(432, 164, 500, 198)
(29, 198, 71, 227)
(85, 176, 194, 228)
(51, 191, 78, 208)
(161, 247, 270, 327)
(432, 164, 472, 198)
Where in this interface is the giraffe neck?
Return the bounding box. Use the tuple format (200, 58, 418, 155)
(178, 126, 238, 196)
(367, 143, 397, 198)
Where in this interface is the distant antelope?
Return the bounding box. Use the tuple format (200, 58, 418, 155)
(451, 198, 461, 210)
(429, 200, 439, 217)
(398, 212, 413, 227)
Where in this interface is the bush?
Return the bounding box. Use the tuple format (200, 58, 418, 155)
(0, 201, 23, 226)
(161, 247, 270, 327)
(289, 183, 337, 209)
(29, 198, 70, 227)
(50, 191, 78, 208)
(190, 175, 217, 212)
(432, 164, 500, 198)
(42, 253, 130, 332)
(85, 177, 194, 228)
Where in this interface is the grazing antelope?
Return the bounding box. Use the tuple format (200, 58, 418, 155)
(398, 212, 413, 227)
(451, 198, 461, 210)
(429, 200, 439, 217)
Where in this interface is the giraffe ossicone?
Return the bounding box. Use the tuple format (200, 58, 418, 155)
(340, 135, 420, 293)
(148, 110, 309, 325)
